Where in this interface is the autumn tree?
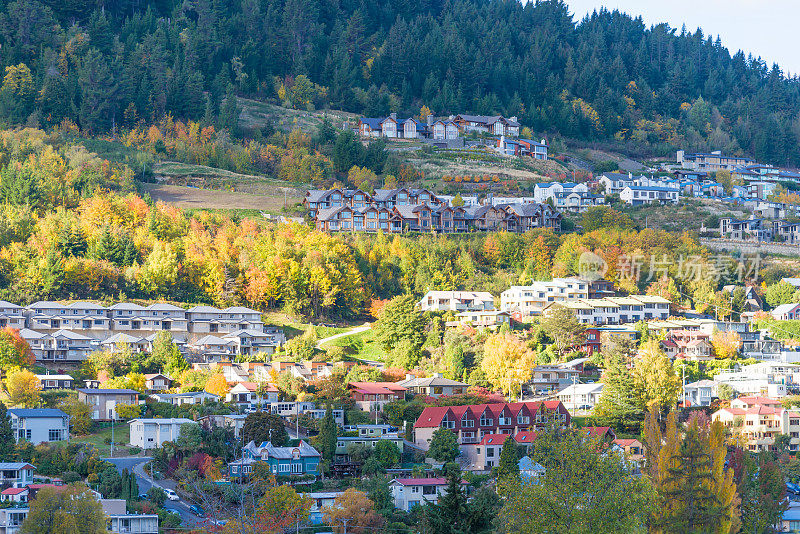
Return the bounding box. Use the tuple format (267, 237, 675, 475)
(732, 451, 787, 534)
(59, 396, 93, 434)
(0, 328, 34, 375)
(323, 488, 385, 534)
(21, 484, 107, 534)
(205, 373, 230, 398)
(481, 333, 534, 397)
(643, 410, 739, 534)
(114, 403, 141, 420)
(6, 369, 41, 407)
(632, 339, 680, 414)
(223, 484, 312, 534)
(710, 330, 741, 360)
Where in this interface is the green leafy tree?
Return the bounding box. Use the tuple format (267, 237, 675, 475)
(733, 452, 787, 534)
(147, 486, 166, 507)
(540, 305, 586, 358)
(373, 294, 426, 353)
(594, 337, 643, 432)
(499, 426, 654, 533)
(494, 436, 520, 485)
(315, 404, 337, 464)
(421, 463, 469, 534)
(241, 412, 289, 446)
(373, 440, 401, 468)
(58, 396, 93, 435)
(427, 427, 459, 463)
(766, 280, 796, 308)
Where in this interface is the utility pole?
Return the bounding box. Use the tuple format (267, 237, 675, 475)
(111, 414, 114, 458)
(340, 518, 351, 534)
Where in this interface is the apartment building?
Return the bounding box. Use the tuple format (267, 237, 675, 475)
(413, 400, 570, 449)
(128, 418, 197, 450)
(418, 291, 495, 312)
(677, 150, 755, 172)
(8, 409, 69, 445)
(713, 397, 800, 452)
(500, 277, 590, 319)
(550, 295, 671, 326)
(77, 389, 139, 421)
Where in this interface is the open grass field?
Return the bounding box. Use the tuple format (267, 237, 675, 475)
(620, 197, 750, 233)
(72, 424, 131, 458)
(237, 98, 358, 134)
(141, 182, 302, 213)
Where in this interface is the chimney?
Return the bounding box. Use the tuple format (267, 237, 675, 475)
(448, 115, 454, 121)
(433, 372, 443, 379)
(390, 112, 397, 121)
(510, 116, 517, 123)
(406, 374, 414, 381)
(677, 150, 684, 164)
(427, 114, 434, 127)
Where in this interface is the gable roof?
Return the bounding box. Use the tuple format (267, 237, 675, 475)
(8, 409, 68, 418)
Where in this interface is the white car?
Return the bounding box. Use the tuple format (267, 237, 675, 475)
(163, 488, 179, 501)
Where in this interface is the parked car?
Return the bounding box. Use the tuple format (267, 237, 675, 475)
(189, 504, 205, 516)
(164, 488, 179, 501)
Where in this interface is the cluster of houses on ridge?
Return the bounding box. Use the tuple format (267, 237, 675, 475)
(0, 300, 285, 364)
(0, 462, 159, 533)
(304, 187, 562, 234)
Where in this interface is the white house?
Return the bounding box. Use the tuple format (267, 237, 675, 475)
(8, 409, 70, 445)
(500, 278, 589, 318)
(619, 186, 679, 205)
(533, 182, 589, 203)
(556, 383, 603, 412)
(389, 478, 468, 511)
(418, 291, 495, 312)
(0, 463, 35, 488)
(598, 172, 639, 195)
(128, 418, 198, 450)
(226, 382, 280, 411)
(102, 498, 159, 534)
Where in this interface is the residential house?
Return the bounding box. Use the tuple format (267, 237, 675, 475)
(33, 374, 74, 390)
(390, 478, 469, 511)
(719, 217, 774, 241)
(0, 487, 27, 504)
(228, 440, 321, 478)
(612, 438, 646, 470)
(101, 333, 149, 353)
(459, 431, 542, 471)
(143, 373, 172, 392)
(527, 366, 581, 395)
(348, 382, 407, 412)
(0, 506, 28, 533)
(453, 114, 520, 136)
(128, 418, 197, 450)
(307, 492, 346, 524)
(533, 182, 588, 203)
(517, 139, 548, 159)
(620, 185, 679, 205)
(358, 118, 382, 138)
(683, 380, 717, 407)
(431, 120, 459, 140)
(418, 291, 495, 313)
(8, 409, 69, 445)
(548, 295, 671, 326)
(396, 373, 469, 398)
(77, 389, 139, 421)
(336, 426, 405, 461)
(0, 463, 35, 488)
(412, 400, 570, 449)
(556, 383, 603, 412)
(150, 391, 219, 406)
(452, 310, 511, 329)
(773, 303, 800, 321)
(0, 302, 25, 330)
(598, 172, 639, 195)
(102, 499, 158, 534)
(187, 335, 235, 359)
(25, 329, 96, 363)
(221, 329, 279, 356)
(198, 414, 247, 438)
(226, 382, 280, 411)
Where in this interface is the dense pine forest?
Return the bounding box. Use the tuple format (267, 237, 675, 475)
(0, 0, 799, 164)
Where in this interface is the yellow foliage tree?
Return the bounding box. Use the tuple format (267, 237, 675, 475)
(6, 369, 41, 408)
(632, 339, 680, 413)
(205, 373, 230, 397)
(481, 333, 535, 398)
(710, 330, 742, 359)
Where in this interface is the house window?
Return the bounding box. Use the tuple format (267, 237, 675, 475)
(48, 429, 63, 442)
(422, 485, 437, 495)
(410, 486, 420, 494)
(479, 415, 493, 427)
(290, 463, 302, 473)
(487, 448, 495, 457)
(279, 464, 290, 473)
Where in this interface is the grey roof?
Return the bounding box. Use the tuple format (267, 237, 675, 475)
(8, 409, 68, 418)
(77, 388, 140, 395)
(223, 329, 273, 339)
(397, 376, 469, 388)
(192, 335, 231, 345)
(243, 440, 321, 459)
(305, 189, 331, 203)
(359, 118, 383, 129)
(0, 463, 34, 470)
(146, 303, 185, 311)
(67, 301, 105, 310)
(222, 306, 261, 314)
(18, 328, 46, 340)
(0, 301, 22, 309)
(153, 392, 219, 400)
(102, 333, 145, 344)
(51, 330, 92, 340)
(108, 303, 145, 310)
(187, 305, 221, 313)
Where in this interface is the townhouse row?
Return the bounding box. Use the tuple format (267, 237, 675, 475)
(0, 300, 285, 363)
(358, 113, 520, 140)
(304, 187, 562, 234)
(719, 216, 800, 244)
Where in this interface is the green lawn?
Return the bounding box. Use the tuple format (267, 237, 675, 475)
(71, 424, 131, 458)
(324, 328, 386, 362)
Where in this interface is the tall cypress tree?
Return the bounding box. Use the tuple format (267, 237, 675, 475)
(317, 404, 337, 464)
(0, 402, 15, 460)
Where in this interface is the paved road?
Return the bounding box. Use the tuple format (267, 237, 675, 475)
(105, 457, 202, 527)
(315, 324, 371, 348)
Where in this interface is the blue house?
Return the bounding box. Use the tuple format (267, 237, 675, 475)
(228, 440, 320, 479)
(518, 456, 545, 484)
